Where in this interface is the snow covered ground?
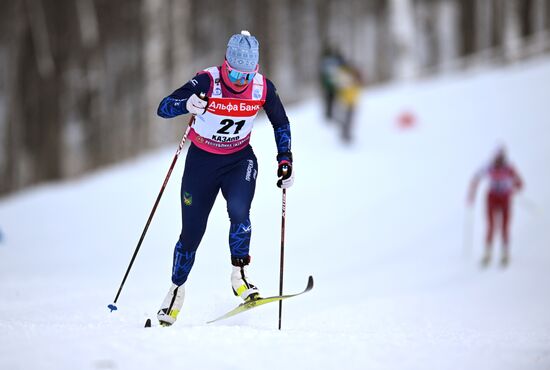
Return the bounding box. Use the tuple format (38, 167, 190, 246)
(1, 56, 550, 370)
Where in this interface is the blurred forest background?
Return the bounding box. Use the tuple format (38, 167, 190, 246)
(1, 0, 550, 195)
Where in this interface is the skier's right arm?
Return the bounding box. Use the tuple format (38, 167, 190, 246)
(510, 166, 523, 192)
(157, 73, 211, 118)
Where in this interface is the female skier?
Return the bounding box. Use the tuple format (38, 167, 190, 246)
(155, 31, 294, 326)
(468, 147, 523, 267)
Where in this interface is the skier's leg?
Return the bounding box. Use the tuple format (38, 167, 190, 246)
(158, 176, 218, 325)
(485, 195, 496, 246)
(483, 194, 496, 265)
(326, 88, 335, 120)
(170, 191, 217, 287)
(158, 146, 220, 325)
(171, 152, 219, 286)
(221, 148, 260, 300)
(342, 105, 353, 143)
(501, 196, 511, 266)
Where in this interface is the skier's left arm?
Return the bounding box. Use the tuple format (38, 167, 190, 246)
(263, 79, 294, 189)
(511, 166, 523, 192)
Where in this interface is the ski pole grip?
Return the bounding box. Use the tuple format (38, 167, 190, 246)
(281, 165, 289, 176)
(198, 92, 210, 112)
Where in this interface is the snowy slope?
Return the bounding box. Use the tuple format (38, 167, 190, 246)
(1, 57, 550, 370)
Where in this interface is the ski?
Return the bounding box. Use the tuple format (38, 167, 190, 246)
(206, 275, 314, 324)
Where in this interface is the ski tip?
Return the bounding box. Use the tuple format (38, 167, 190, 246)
(107, 304, 118, 312)
(144, 318, 152, 328)
(306, 275, 314, 291)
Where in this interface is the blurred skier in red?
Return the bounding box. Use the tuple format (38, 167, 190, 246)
(468, 147, 523, 267)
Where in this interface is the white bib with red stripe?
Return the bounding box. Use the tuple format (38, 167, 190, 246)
(189, 66, 266, 154)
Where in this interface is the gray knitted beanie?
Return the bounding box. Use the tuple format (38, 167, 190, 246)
(225, 30, 259, 72)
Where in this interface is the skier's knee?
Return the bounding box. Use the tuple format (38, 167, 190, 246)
(227, 205, 249, 224)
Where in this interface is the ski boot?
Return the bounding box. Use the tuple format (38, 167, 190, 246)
(500, 250, 509, 268)
(231, 256, 260, 302)
(480, 249, 491, 267)
(157, 283, 185, 326)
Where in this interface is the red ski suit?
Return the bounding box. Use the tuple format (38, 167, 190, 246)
(469, 163, 523, 246)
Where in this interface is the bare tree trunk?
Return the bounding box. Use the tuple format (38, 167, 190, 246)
(476, 0, 493, 63)
(67, 0, 101, 176)
(20, 0, 63, 183)
(160, 0, 192, 143)
(363, 10, 379, 84)
(518, 0, 548, 55)
(375, 1, 392, 83)
(1, 1, 26, 193)
(518, 0, 534, 38)
(389, 0, 417, 80)
(169, 0, 192, 85)
(503, 0, 522, 61)
(289, 0, 319, 94)
(349, 0, 367, 67)
(459, 0, 476, 59)
(415, 0, 441, 74)
(533, 0, 550, 53)
(437, 0, 460, 72)
(25, 0, 55, 79)
(317, 0, 331, 49)
(143, 0, 172, 147)
(266, 0, 294, 99)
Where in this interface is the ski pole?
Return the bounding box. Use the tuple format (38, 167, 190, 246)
(108, 115, 194, 312)
(518, 195, 540, 216)
(278, 187, 287, 330)
(463, 205, 474, 259)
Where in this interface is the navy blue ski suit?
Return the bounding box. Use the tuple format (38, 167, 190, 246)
(157, 68, 291, 286)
